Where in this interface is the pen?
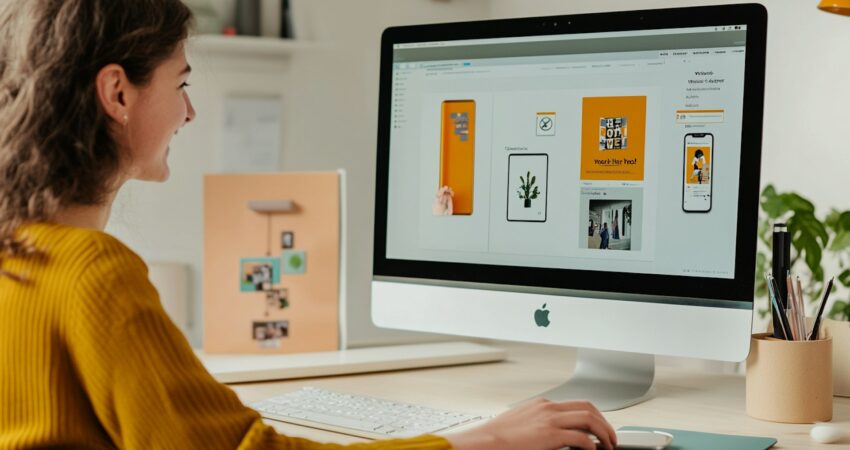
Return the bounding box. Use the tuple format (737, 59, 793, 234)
(786, 274, 800, 340)
(809, 277, 834, 340)
(795, 276, 806, 339)
(769, 275, 794, 340)
(765, 273, 791, 340)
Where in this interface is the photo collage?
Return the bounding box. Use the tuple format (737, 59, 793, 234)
(238, 229, 308, 349)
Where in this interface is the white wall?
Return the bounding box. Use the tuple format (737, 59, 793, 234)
(108, 0, 490, 347)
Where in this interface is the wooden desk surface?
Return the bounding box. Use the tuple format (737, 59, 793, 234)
(230, 341, 850, 449)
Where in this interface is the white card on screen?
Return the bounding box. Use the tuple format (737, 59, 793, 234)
(811, 424, 847, 444)
(589, 430, 673, 449)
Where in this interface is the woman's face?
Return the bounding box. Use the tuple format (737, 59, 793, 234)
(125, 44, 195, 182)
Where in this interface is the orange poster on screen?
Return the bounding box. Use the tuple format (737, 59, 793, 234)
(580, 96, 647, 181)
(440, 100, 476, 215)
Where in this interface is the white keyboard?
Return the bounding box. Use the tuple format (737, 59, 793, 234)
(251, 386, 487, 439)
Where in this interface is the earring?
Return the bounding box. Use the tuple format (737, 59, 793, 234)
(123, 114, 128, 126)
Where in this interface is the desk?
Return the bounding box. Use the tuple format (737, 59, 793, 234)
(231, 341, 850, 449)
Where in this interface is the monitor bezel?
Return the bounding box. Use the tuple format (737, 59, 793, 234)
(373, 4, 767, 303)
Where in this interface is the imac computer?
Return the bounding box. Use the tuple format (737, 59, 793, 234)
(372, 4, 767, 411)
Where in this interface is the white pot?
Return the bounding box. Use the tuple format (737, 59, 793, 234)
(822, 319, 850, 397)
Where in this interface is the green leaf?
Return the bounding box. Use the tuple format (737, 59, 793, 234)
(830, 230, 850, 252)
(827, 300, 850, 321)
(825, 209, 842, 232)
(840, 211, 850, 233)
(839, 269, 850, 287)
(757, 218, 772, 246)
(781, 192, 815, 214)
(760, 185, 787, 218)
(803, 238, 822, 279)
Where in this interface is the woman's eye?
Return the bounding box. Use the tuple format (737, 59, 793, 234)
(180, 82, 191, 89)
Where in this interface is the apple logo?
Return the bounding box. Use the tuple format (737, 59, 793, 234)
(534, 303, 550, 327)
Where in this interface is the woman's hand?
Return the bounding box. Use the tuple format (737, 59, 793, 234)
(445, 398, 616, 450)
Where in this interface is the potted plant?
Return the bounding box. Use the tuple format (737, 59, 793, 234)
(755, 184, 850, 396)
(517, 171, 540, 208)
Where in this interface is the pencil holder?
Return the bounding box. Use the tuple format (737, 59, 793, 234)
(746, 333, 833, 423)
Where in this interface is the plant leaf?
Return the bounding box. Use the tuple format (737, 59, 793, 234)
(760, 184, 788, 218)
(827, 300, 850, 321)
(803, 236, 823, 278)
(839, 268, 850, 288)
(840, 211, 850, 233)
(830, 230, 850, 252)
(781, 192, 815, 214)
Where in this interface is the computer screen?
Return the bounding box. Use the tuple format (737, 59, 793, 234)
(385, 26, 745, 281)
(372, 4, 766, 410)
(375, 5, 765, 303)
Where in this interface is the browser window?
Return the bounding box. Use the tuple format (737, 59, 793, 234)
(385, 26, 746, 279)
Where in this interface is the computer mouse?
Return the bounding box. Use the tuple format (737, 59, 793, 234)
(811, 424, 847, 444)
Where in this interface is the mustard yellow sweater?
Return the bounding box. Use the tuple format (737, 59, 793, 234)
(0, 223, 453, 450)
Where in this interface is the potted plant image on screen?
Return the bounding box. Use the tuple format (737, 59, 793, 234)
(586, 199, 632, 250)
(507, 154, 548, 222)
(435, 100, 476, 216)
(518, 171, 540, 208)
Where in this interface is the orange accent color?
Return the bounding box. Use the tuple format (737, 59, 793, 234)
(685, 145, 712, 185)
(440, 100, 476, 215)
(580, 96, 647, 181)
(203, 172, 340, 354)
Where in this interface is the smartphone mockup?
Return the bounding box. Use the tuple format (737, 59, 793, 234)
(439, 100, 476, 215)
(682, 133, 714, 213)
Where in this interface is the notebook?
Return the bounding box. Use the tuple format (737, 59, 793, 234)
(618, 426, 776, 450)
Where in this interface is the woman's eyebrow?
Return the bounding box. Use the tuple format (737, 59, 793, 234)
(179, 64, 192, 75)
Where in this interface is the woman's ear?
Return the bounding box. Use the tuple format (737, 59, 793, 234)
(95, 63, 136, 125)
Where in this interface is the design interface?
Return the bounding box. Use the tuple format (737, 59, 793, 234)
(386, 26, 747, 279)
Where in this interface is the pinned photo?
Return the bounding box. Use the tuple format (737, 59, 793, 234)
(283, 250, 307, 275)
(239, 257, 281, 292)
(252, 320, 289, 349)
(281, 231, 295, 249)
(266, 288, 290, 311)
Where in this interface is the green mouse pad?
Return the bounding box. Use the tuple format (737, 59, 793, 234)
(618, 426, 776, 450)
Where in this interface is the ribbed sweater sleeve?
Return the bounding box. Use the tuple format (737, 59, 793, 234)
(60, 232, 453, 449)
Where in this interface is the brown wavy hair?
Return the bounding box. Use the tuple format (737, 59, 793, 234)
(0, 0, 193, 279)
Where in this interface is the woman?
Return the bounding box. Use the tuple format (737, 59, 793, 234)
(0, 1, 616, 449)
(599, 223, 610, 250)
(692, 149, 706, 184)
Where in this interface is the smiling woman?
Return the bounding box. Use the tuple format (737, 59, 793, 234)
(0, 1, 616, 449)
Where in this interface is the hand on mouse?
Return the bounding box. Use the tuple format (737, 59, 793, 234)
(444, 398, 617, 450)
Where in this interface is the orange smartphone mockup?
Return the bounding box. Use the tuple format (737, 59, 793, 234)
(439, 100, 476, 215)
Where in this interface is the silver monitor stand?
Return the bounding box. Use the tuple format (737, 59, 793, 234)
(532, 349, 655, 412)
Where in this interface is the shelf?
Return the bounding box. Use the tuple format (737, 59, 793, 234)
(189, 34, 315, 58)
